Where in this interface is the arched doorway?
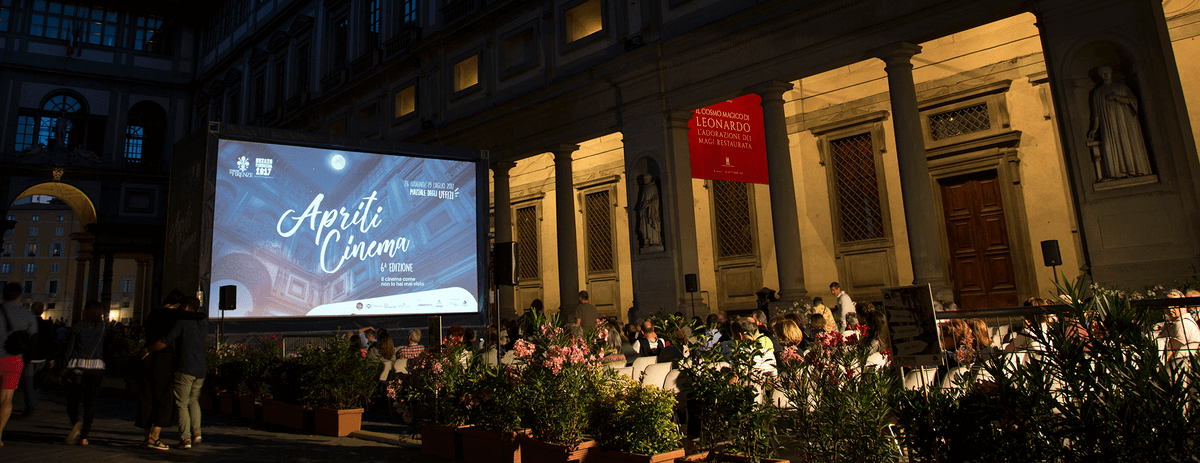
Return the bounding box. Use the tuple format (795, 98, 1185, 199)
(12, 182, 98, 227)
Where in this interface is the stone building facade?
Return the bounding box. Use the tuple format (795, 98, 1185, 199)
(4, 0, 1200, 323)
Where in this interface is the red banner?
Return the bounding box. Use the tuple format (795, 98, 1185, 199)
(687, 94, 769, 184)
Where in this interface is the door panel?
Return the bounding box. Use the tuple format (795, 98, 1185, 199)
(940, 170, 1019, 309)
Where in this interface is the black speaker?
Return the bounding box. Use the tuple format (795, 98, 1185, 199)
(685, 274, 699, 293)
(218, 285, 237, 311)
(427, 316, 443, 349)
(1040, 240, 1062, 267)
(495, 242, 518, 286)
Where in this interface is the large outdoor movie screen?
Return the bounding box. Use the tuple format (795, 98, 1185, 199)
(209, 139, 479, 318)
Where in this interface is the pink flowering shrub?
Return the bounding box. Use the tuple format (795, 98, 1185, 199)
(516, 312, 611, 446)
(388, 341, 476, 426)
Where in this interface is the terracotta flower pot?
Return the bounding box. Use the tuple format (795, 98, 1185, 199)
(461, 428, 526, 463)
(592, 448, 685, 463)
(711, 453, 789, 463)
(238, 395, 260, 420)
(421, 423, 470, 460)
(516, 435, 597, 463)
(263, 400, 307, 430)
(219, 392, 236, 415)
(313, 407, 364, 437)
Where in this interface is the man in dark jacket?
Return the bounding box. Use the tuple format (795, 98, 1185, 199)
(18, 302, 55, 418)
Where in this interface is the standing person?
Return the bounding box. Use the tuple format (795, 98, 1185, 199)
(19, 302, 55, 418)
(64, 300, 108, 446)
(140, 296, 208, 450)
(1, 283, 37, 447)
(830, 282, 854, 331)
(574, 291, 599, 332)
(135, 290, 206, 450)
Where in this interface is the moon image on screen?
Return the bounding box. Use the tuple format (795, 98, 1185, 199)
(331, 154, 346, 170)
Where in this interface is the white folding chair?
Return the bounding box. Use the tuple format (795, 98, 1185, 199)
(630, 356, 657, 379)
(642, 362, 672, 388)
(393, 357, 409, 375)
(904, 367, 937, 390)
(662, 369, 681, 393)
(615, 366, 635, 378)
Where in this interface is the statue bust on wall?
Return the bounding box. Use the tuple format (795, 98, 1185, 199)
(635, 175, 664, 250)
(1086, 65, 1153, 181)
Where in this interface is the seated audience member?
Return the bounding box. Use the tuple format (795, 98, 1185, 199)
(1161, 289, 1200, 360)
(620, 324, 639, 358)
(367, 329, 398, 387)
(809, 314, 830, 336)
(446, 325, 466, 345)
(810, 298, 835, 331)
(940, 319, 975, 368)
(356, 327, 377, 348)
(842, 313, 861, 337)
(969, 318, 999, 361)
(397, 329, 426, 359)
(863, 311, 891, 356)
(657, 328, 689, 363)
(638, 325, 665, 357)
(729, 317, 776, 374)
(601, 323, 626, 365)
(464, 328, 479, 351)
(564, 323, 585, 341)
(702, 314, 724, 349)
(775, 319, 804, 349)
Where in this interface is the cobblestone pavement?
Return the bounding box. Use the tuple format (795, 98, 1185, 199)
(0, 377, 430, 462)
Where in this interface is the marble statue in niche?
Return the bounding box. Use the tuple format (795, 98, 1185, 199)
(1087, 65, 1153, 181)
(635, 175, 663, 250)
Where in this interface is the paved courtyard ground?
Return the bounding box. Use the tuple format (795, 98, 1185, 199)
(0, 377, 426, 462)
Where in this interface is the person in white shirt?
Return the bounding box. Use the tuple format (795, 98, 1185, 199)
(1161, 289, 1200, 360)
(830, 282, 854, 332)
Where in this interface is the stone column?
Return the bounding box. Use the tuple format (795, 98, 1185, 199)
(100, 253, 114, 315)
(86, 254, 100, 302)
(874, 42, 949, 292)
(746, 81, 808, 305)
(133, 257, 148, 324)
(552, 144, 582, 317)
(492, 161, 518, 321)
(72, 257, 87, 322)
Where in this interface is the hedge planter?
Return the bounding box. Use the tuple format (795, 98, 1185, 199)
(314, 407, 364, 437)
(516, 436, 597, 463)
(422, 423, 470, 460)
(592, 448, 685, 463)
(263, 400, 307, 430)
(219, 392, 236, 415)
(461, 428, 525, 463)
(710, 453, 789, 463)
(198, 392, 214, 412)
(238, 395, 258, 420)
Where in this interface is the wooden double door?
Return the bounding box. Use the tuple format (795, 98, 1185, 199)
(940, 170, 1019, 309)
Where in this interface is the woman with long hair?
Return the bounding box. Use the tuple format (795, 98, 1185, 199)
(864, 311, 891, 356)
(64, 300, 108, 446)
(367, 329, 397, 395)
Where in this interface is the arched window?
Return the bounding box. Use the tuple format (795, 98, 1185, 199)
(125, 101, 166, 163)
(15, 91, 94, 152)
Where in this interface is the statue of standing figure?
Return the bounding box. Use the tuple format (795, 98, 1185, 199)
(636, 175, 663, 249)
(1087, 65, 1153, 180)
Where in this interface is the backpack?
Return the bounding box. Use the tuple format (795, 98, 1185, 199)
(2, 307, 33, 356)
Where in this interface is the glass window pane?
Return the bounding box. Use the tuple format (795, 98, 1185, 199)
(34, 1, 47, 12)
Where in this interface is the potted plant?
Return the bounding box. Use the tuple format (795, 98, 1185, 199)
(773, 325, 895, 463)
(676, 331, 782, 463)
(512, 314, 608, 463)
(460, 362, 527, 463)
(590, 376, 685, 463)
(266, 334, 377, 436)
(207, 342, 249, 415)
(390, 339, 479, 459)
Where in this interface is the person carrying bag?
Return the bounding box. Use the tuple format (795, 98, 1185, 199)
(63, 301, 108, 446)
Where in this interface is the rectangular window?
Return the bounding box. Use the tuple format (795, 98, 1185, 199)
(23, 280, 34, 295)
(398, 0, 417, 27)
(364, 0, 380, 49)
(1, 243, 11, 256)
(515, 205, 539, 280)
(31, 216, 39, 221)
(712, 180, 755, 258)
(0, 0, 11, 33)
(50, 263, 60, 273)
(29, 228, 38, 237)
(130, 15, 166, 53)
(0, 263, 10, 274)
(56, 216, 64, 222)
(929, 103, 991, 141)
(503, 27, 536, 72)
(15, 115, 36, 151)
(27, 243, 39, 257)
(584, 190, 614, 273)
(273, 58, 287, 109)
(125, 125, 145, 161)
(121, 279, 134, 293)
(830, 133, 885, 242)
(565, 0, 602, 43)
(51, 243, 63, 256)
(253, 73, 266, 120)
(47, 280, 59, 294)
(394, 85, 415, 118)
(23, 263, 38, 273)
(295, 43, 311, 96)
(31, 3, 117, 46)
(330, 15, 349, 70)
(453, 55, 479, 92)
(55, 227, 63, 236)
